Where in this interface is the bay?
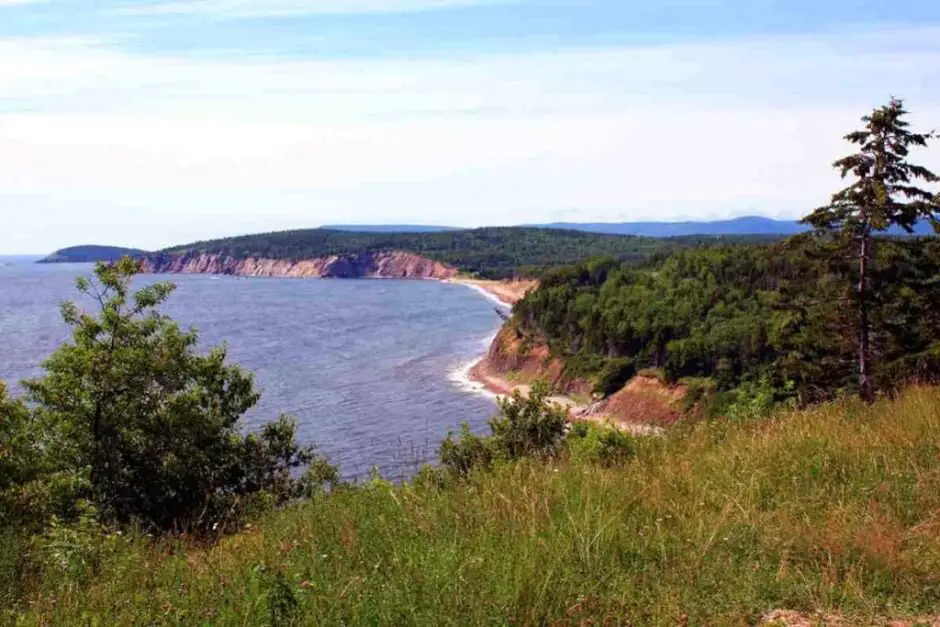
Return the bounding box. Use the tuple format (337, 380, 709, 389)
(0, 262, 502, 480)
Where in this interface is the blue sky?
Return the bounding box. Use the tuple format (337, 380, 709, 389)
(1, 0, 939, 253)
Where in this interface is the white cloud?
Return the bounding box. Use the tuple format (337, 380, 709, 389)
(1, 29, 939, 252)
(122, 0, 508, 17)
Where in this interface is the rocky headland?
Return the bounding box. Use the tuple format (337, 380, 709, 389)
(142, 250, 458, 280)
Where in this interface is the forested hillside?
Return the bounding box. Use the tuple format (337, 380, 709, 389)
(38, 245, 150, 264)
(514, 236, 940, 407)
(158, 227, 761, 279)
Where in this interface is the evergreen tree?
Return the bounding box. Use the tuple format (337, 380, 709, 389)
(801, 99, 940, 402)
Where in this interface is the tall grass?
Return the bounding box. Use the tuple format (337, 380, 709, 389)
(8, 387, 940, 625)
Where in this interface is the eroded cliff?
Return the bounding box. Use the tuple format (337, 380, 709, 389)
(141, 251, 458, 280)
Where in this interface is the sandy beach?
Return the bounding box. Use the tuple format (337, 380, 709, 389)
(445, 277, 537, 307)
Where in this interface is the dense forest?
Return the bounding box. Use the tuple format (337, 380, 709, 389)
(514, 236, 940, 406)
(158, 226, 771, 279)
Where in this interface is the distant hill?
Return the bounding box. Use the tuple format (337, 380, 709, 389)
(38, 245, 151, 264)
(324, 217, 936, 238)
(543, 216, 810, 237)
(158, 227, 690, 279)
(543, 216, 938, 237)
(321, 225, 460, 233)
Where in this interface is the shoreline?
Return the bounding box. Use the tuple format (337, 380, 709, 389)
(447, 280, 663, 436)
(444, 277, 536, 309)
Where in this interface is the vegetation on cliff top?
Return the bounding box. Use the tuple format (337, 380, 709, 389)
(157, 226, 767, 279)
(515, 237, 940, 408)
(38, 245, 151, 264)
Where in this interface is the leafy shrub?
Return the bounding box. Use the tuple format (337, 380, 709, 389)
(1, 382, 87, 533)
(439, 424, 495, 476)
(567, 421, 637, 467)
(441, 381, 568, 476)
(489, 381, 568, 460)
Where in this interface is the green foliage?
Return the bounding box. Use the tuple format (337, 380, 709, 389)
(566, 421, 637, 467)
(0, 382, 85, 533)
(160, 227, 709, 280)
(10, 386, 940, 625)
(515, 237, 940, 408)
(0, 382, 36, 525)
(438, 424, 495, 476)
(14, 258, 336, 534)
(489, 382, 569, 460)
(440, 382, 568, 475)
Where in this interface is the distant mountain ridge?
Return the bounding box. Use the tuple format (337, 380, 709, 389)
(38, 245, 151, 264)
(321, 225, 460, 233)
(540, 216, 812, 237)
(322, 216, 936, 237)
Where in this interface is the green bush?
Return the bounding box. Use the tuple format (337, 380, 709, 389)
(567, 421, 637, 467)
(441, 381, 568, 476)
(489, 382, 568, 460)
(439, 424, 496, 476)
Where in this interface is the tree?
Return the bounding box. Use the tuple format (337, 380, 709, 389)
(23, 258, 335, 532)
(440, 381, 569, 476)
(801, 98, 940, 402)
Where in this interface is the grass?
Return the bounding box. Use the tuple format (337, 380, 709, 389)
(8, 387, 940, 625)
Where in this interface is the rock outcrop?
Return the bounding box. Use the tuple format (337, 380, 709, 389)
(478, 323, 592, 396)
(141, 251, 458, 280)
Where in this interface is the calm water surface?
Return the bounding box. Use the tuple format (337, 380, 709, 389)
(0, 261, 502, 480)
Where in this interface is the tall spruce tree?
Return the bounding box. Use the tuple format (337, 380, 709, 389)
(802, 99, 939, 402)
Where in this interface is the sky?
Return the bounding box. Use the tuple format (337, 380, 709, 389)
(1, 1, 940, 253)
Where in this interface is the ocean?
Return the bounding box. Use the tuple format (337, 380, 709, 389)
(0, 260, 503, 480)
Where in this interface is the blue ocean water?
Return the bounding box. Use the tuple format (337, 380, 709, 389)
(0, 262, 502, 480)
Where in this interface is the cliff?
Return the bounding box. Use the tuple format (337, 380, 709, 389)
(475, 322, 688, 428)
(475, 323, 591, 397)
(141, 251, 458, 280)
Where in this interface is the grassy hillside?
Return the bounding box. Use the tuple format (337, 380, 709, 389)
(8, 386, 940, 625)
(159, 227, 728, 279)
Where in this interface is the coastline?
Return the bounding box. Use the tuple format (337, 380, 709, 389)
(444, 278, 524, 404)
(448, 278, 663, 436)
(444, 277, 536, 308)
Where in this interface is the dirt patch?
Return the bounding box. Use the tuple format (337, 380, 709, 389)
(596, 375, 689, 427)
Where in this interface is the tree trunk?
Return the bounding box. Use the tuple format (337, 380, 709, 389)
(857, 229, 873, 403)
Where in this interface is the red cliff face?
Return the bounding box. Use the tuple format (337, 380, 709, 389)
(141, 251, 458, 280)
